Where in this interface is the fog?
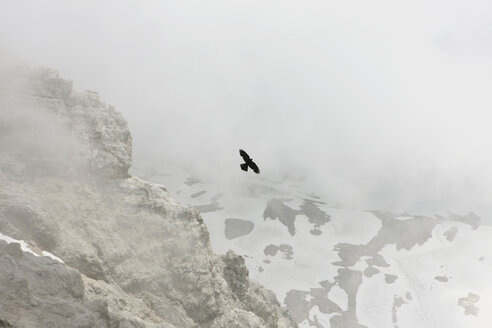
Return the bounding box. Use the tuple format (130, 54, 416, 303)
(1, 0, 492, 219)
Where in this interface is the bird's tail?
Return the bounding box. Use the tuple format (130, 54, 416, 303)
(240, 163, 248, 172)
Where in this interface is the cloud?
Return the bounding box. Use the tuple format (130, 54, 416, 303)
(1, 0, 492, 219)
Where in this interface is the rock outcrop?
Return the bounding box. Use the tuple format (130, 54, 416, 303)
(0, 64, 296, 328)
(0, 241, 109, 328)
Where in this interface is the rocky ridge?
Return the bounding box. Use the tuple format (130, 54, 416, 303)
(0, 65, 296, 328)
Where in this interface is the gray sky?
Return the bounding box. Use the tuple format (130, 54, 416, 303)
(1, 0, 492, 218)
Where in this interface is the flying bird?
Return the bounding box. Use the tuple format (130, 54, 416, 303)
(239, 149, 260, 174)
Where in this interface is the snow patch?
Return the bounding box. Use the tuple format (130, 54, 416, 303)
(0, 232, 64, 263)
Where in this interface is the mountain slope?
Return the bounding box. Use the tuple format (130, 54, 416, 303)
(0, 65, 296, 328)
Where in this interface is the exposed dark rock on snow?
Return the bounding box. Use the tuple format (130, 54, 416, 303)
(222, 250, 250, 297)
(458, 293, 480, 316)
(282, 209, 481, 327)
(184, 176, 201, 186)
(284, 268, 366, 328)
(263, 244, 294, 260)
(190, 190, 207, 198)
(0, 65, 295, 328)
(365, 254, 390, 268)
(384, 274, 398, 284)
(435, 275, 449, 282)
(263, 199, 298, 235)
(444, 226, 458, 242)
(392, 295, 408, 325)
(225, 218, 254, 240)
(333, 211, 438, 267)
(263, 198, 330, 236)
(284, 284, 341, 327)
(363, 266, 380, 277)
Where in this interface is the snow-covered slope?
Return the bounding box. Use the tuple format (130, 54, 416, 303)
(135, 164, 492, 328)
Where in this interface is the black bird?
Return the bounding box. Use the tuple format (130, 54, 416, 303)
(239, 149, 260, 174)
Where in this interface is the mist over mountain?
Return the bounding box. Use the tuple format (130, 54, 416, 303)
(1, 0, 492, 219)
(1, 1, 492, 327)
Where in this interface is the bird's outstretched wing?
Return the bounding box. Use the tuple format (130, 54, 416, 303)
(239, 149, 250, 162)
(249, 161, 260, 174)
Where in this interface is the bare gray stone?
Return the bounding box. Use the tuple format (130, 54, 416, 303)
(435, 275, 449, 282)
(263, 199, 298, 235)
(222, 250, 250, 297)
(190, 190, 206, 198)
(364, 266, 380, 278)
(0, 241, 110, 328)
(225, 218, 254, 240)
(264, 244, 280, 257)
(458, 293, 480, 316)
(284, 286, 342, 326)
(392, 296, 407, 325)
(365, 254, 390, 268)
(184, 176, 201, 186)
(334, 212, 438, 267)
(384, 274, 398, 284)
(299, 199, 330, 230)
(263, 199, 330, 236)
(443, 227, 458, 242)
(263, 244, 294, 260)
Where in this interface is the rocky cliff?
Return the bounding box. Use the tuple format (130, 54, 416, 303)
(0, 65, 297, 328)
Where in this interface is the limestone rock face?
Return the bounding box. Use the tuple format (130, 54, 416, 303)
(222, 250, 250, 297)
(0, 241, 110, 328)
(0, 65, 296, 328)
(0, 64, 132, 179)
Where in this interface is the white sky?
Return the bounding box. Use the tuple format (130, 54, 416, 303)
(1, 0, 492, 218)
